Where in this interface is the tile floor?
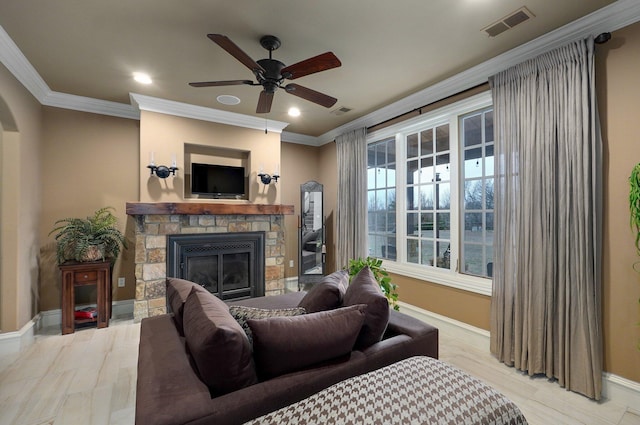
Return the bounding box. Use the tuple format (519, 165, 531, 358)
(0, 316, 638, 425)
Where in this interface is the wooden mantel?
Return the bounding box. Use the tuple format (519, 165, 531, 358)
(126, 202, 294, 216)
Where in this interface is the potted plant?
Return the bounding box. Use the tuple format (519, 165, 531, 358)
(347, 256, 399, 311)
(49, 207, 127, 264)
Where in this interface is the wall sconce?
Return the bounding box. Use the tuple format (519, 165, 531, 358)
(148, 152, 178, 178)
(258, 164, 280, 185)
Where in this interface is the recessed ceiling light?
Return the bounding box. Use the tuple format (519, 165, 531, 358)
(133, 72, 152, 84)
(217, 95, 241, 105)
(288, 107, 301, 117)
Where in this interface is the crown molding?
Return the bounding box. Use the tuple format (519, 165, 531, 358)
(42, 91, 139, 119)
(130, 93, 289, 134)
(315, 0, 640, 145)
(2, 0, 639, 142)
(281, 131, 323, 146)
(0, 25, 49, 102)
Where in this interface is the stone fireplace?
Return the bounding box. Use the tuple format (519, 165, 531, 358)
(126, 202, 294, 321)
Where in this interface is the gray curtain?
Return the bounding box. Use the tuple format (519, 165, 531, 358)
(489, 37, 603, 399)
(336, 128, 368, 269)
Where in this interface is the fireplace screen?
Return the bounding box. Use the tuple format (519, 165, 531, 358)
(167, 232, 265, 300)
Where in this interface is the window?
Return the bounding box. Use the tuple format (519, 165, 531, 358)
(405, 124, 451, 270)
(366, 92, 493, 294)
(460, 108, 494, 278)
(367, 138, 396, 260)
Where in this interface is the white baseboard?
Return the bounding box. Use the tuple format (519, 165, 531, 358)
(602, 372, 640, 414)
(0, 315, 38, 356)
(284, 277, 299, 293)
(0, 300, 134, 357)
(398, 301, 490, 352)
(398, 301, 640, 413)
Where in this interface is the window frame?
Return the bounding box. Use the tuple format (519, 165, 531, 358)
(366, 91, 493, 296)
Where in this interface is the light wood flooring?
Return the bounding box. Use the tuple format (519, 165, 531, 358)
(0, 317, 638, 425)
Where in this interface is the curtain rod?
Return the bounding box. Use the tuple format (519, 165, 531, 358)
(367, 82, 489, 133)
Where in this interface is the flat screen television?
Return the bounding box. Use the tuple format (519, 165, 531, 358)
(191, 163, 246, 198)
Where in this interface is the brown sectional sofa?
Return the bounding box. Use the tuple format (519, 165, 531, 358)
(135, 270, 439, 425)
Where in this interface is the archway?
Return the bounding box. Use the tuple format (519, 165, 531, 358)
(0, 95, 18, 332)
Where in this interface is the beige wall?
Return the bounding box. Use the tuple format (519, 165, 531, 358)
(394, 275, 492, 330)
(0, 62, 42, 332)
(281, 142, 320, 278)
(39, 107, 139, 311)
(597, 22, 640, 383)
(280, 141, 338, 279)
(139, 111, 281, 204)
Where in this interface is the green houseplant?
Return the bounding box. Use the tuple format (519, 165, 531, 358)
(630, 163, 640, 349)
(347, 256, 399, 311)
(630, 162, 640, 268)
(49, 207, 126, 264)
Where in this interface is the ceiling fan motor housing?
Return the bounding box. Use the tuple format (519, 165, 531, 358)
(256, 59, 286, 93)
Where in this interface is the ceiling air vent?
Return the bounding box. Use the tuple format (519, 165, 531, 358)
(483, 7, 535, 38)
(331, 106, 353, 116)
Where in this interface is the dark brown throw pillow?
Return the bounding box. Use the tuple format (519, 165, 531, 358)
(343, 266, 390, 349)
(182, 289, 257, 395)
(297, 269, 349, 313)
(248, 304, 366, 380)
(228, 305, 306, 345)
(166, 277, 210, 336)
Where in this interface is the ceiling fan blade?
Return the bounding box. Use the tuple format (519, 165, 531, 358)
(256, 90, 274, 113)
(281, 52, 341, 80)
(189, 80, 254, 87)
(284, 83, 337, 108)
(207, 34, 266, 74)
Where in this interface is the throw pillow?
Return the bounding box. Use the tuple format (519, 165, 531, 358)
(297, 269, 349, 313)
(228, 305, 307, 344)
(248, 304, 366, 380)
(343, 266, 390, 349)
(182, 289, 258, 395)
(166, 277, 210, 336)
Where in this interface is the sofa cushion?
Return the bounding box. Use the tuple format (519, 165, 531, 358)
(298, 269, 349, 313)
(343, 266, 390, 349)
(166, 277, 210, 336)
(229, 305, 307, 344)
(182, 289, 258, 395)
(248, 304, 366, 380)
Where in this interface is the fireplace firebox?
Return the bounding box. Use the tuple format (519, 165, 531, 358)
(166, 232, 265, 301)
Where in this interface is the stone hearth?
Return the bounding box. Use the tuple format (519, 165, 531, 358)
(126, 202, 294, 322)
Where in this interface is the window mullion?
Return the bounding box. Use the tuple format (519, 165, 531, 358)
(449, 115, 460, 273)
(395, 133, 406, 264)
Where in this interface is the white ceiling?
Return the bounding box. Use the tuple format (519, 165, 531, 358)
(0, 0, 631, 140)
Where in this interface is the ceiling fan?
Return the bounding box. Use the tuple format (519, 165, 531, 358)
(189, 34, 341, 114)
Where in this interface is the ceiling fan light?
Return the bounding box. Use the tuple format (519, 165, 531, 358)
(288, 107, 301, 117)
(133, 72, 152, 84)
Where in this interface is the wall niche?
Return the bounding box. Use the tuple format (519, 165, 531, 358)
(184, 144, 251, 201)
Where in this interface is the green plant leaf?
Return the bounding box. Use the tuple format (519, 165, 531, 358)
(630, 163, 640, 255)
(345, 256, 400, 311)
